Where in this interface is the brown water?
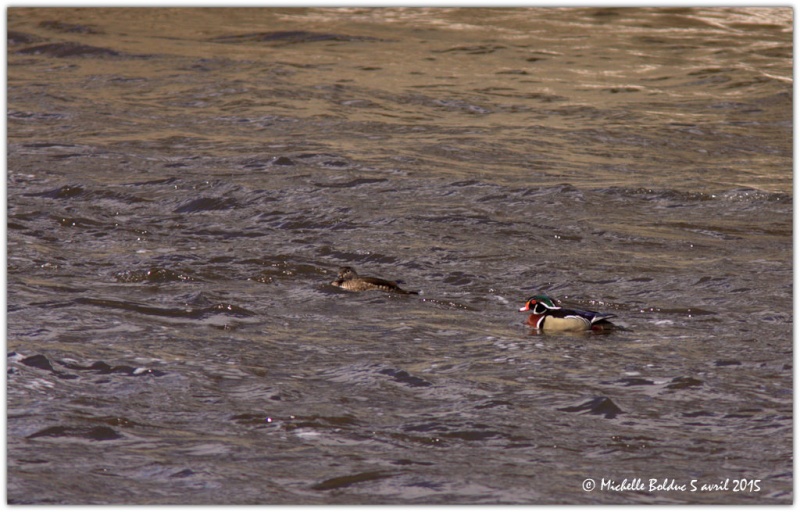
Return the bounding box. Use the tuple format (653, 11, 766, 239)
(7, 7, 793, 505)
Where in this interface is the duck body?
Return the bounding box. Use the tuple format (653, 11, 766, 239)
(331, 266, 419, 295)
(519, 294, 615, 332)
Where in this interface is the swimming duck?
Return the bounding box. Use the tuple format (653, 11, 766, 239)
(519, 294, 616, 331)
(330, 266, 419, 295)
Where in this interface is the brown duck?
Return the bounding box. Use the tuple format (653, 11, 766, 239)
(330, 266, 419, 294)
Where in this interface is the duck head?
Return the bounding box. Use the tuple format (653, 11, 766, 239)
(519, 294, 560, 315)
(331, 266, 357, 286)
(336, 266, 358, 280)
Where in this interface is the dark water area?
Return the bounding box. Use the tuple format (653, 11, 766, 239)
(6, 7, 792, 504)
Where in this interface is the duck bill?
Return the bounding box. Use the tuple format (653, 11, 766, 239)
(519, 302, 531, 312)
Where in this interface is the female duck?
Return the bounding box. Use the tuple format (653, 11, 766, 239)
(519, 294, 615, 331)
(331, 266, 419, 295)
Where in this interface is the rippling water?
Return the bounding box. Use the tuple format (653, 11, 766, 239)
(7, 7, 792, 504)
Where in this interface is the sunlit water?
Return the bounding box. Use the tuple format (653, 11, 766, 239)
(7, 7, 792, 504)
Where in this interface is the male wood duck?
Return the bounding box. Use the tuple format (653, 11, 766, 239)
(330, 266, 419, 295)
(519, 294, 616, 331)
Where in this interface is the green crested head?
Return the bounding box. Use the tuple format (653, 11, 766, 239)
(519, 294, 560, 313)
(531, 294, 557, 308)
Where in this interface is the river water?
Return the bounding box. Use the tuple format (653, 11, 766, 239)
(7, 7, 793, 505)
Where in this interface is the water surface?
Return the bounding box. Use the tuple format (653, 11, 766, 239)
(7, 7, 792, 504)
